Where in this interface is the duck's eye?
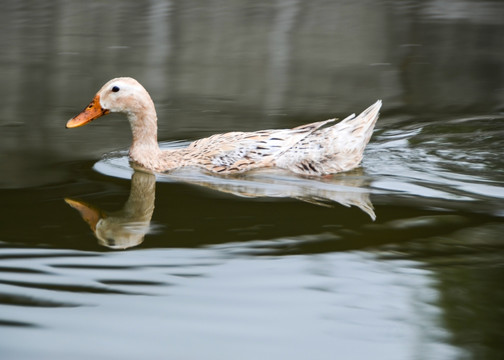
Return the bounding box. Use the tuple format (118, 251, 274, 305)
(112, 86, 120, 93)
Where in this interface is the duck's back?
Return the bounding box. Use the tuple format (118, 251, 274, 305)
(166, 100, 381, 175)
(180, 118, 335, 173)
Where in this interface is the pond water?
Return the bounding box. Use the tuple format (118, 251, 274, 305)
(1, 1, 504, 359)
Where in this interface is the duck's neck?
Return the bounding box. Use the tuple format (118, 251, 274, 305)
(128, 107, 163, 169)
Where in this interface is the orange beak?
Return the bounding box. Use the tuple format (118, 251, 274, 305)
(66, 94, 110, 128)
(65, 198, 105, 232)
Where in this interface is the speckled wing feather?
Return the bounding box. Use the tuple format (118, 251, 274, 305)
(160, 101, 381, 175)
(185, 118, 337, 173)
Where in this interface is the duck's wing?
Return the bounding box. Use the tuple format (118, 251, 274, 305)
(186, 118, 337, 173)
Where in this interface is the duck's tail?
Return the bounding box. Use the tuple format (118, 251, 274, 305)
(335, 100, 382, 144)
(276, 101, 382, 175)
(316, 100, 382, 173)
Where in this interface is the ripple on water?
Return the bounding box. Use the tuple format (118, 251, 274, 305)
(0, 247, 224, 330)
(1, 243, 466, 360)
(363, 115, 504, 214)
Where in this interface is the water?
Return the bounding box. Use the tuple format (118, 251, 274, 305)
(1, 1, 504, 359)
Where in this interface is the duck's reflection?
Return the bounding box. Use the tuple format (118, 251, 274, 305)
(66, 168, 375, 250)
(204, 169, 375, 218)
(66, 171, 156, 250)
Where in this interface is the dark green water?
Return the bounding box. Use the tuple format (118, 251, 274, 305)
(1, 1, 504, 359)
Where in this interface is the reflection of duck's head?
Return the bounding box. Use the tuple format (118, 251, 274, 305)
(95, 216, 150, 250)
(65, 171, 156, 250)
(65, 198, 150, 250)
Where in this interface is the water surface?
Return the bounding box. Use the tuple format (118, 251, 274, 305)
(1, 1, 504, 359)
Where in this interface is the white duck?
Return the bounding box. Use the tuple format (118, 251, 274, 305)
(67, 77, 381, 176)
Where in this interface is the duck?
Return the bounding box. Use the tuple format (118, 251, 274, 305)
(66, 77, 381, 176)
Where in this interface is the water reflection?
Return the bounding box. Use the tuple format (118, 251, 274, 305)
(66, 167, 375, 249)
(166, 167, 376, 218)
(65, 171, 156, 249)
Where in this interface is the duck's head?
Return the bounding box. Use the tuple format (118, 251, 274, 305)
(66, 77, 154, 128)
